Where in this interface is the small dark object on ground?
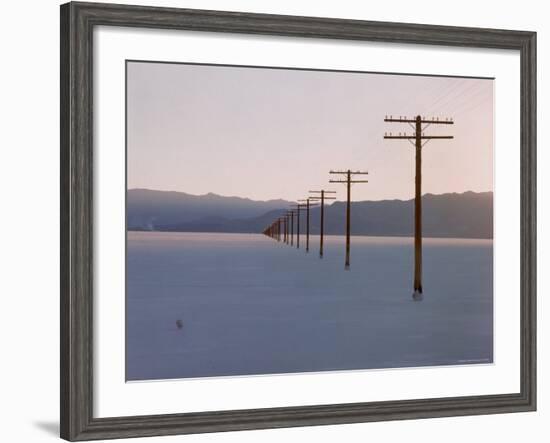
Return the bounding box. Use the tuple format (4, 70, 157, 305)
(176, 319, 183, 329)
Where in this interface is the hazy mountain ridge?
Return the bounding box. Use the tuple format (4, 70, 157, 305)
(127, 188, 292, 230)
(128, 189, 493, 239)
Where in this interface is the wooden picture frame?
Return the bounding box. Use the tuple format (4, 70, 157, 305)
(60, 1, 536, 440)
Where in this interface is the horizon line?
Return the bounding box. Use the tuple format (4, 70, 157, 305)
(127, 230, 493, 241)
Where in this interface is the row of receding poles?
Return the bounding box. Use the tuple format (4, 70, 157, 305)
(263, 114, 454, 299)
(262, 169, 368, 270)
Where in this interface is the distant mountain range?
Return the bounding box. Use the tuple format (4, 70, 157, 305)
(127, 189, 292, 230)
(128, 189, 493, 239)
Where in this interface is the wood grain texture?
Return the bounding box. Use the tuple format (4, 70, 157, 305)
(60, 2, 537, 441)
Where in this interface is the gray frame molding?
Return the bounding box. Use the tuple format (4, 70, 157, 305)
(60, 2, 536, 441)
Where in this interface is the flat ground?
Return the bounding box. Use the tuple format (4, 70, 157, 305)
(126, 232, 493, 381)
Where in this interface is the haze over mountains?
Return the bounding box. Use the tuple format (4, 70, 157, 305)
(128, 189, 493, 239)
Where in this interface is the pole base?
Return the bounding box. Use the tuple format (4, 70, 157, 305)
(344, 264, 350, 271)
(412, 290, 423, 301)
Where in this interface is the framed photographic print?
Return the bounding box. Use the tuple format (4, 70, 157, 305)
(60, 1, 536, 441)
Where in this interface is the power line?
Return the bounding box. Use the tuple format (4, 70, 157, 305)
(329, 170, 368, 269)
(384, 114, 454, 300)
(309, 190, 337, 258)
(287, 210, 296, 246)
(298, 198, 320, 252)
(290, 204, 307, 249)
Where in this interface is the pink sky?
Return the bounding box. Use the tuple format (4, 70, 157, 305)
(127, 61, 493, 202)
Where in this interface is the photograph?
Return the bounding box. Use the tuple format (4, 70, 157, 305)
(125, 60, 494, 381)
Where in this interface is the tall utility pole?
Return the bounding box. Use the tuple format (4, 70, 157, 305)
(288, 210, 295, 246)
(298, 198, 319, 252)
(292, 204, 304, 249)
(309, 190, 336, 258)
(384, 114, 454, 299)
(329, 170, 368, 269)
(291, 203, 312, 250)
(271, 220, 277, 241)
(285, 213, 290, 244)
(277, 218, 284, 242)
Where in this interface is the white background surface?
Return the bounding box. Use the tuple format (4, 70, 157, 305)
(0, 0, 546, 442)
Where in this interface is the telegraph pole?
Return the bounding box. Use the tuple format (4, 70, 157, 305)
(285, 213, 290, 244)
(291, 203, 312, 250)
(329, 170, 368, 269)
(293, 204, 304, 249)
(384, 114, 454, 299)
(309, 190, 336, 258)
(291, 210, 295, 246)
(298, 198, 319, 252)
(277, 218, 284, 242)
